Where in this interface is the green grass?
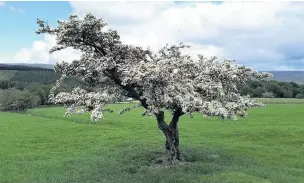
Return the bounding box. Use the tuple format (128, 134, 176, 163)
(1, 104, 304, 183)
(254, 98, 304, 104)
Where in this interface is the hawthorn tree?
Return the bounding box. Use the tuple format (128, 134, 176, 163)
(37, 13, 271, 164)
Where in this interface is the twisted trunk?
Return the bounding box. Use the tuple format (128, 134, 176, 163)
(155, 109, 184, 164)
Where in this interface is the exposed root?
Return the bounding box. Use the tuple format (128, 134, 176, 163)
(151, 153, 187, 168)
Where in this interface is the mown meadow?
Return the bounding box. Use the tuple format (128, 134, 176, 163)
(0, 101, 303, 183)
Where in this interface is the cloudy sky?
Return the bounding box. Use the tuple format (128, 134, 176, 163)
(1, 1, 304, 71)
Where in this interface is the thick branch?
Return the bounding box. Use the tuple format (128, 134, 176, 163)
(154, 108, 184, 132)
(169, 108, 184, 128)
(102, 68, 145, 107)
(155, 110, 169, 132)
(81, 32, 107, 56)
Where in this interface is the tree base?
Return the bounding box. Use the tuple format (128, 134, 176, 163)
(153, 153, 186, 167)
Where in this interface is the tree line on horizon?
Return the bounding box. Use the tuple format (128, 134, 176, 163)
(0, 70, 304, 112)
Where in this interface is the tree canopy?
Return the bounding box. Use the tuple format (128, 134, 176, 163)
(36, 13, 272, 164)
(37, 13, 271, 122)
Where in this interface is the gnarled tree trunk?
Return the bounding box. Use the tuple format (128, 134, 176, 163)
(155, 109, 184, 165)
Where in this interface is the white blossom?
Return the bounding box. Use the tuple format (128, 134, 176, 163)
(91, 104, 104, 122)
(37, 14, 272, 122)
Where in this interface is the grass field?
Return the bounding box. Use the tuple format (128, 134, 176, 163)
(254, 98, 304, 104)
(1, 104, 304, 183)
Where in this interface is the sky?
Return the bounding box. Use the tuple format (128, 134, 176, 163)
(1, 1, 304, 71)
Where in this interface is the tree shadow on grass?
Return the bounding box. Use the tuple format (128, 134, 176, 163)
(24, 143, 304, 183)
(110, 143, 304, 183)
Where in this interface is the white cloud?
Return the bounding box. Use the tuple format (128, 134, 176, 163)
(9, 35, 82, 64)
(70, 2, 173, 25)
(9, 5, 23, 13)
(9, 6, 15, 11)
(4, 2, 304, 71)
(0, 2, 4, 6)
(69, 1, 304, 70)
(0, 57, 8, 63)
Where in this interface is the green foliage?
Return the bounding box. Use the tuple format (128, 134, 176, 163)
(9, 70, 86, 89)
(0, 70, 87, 90)
(1, 68, 304, 113)
(25, 83, 53, 105)
(0, 88, 40, 111)
(295, 93, 304, 99)
(0, 70, 16, 80)
(282, 89, 293, 98)
(239, 79, 304, 98)
(0, 63, 53, 71)
(0, 70, 89, 111)
(261, 92, 275, 98)
(0, 104, 304, 182)
(0, 80, 14, 89)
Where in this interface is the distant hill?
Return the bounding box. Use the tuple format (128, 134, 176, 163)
(1, 63, 304, 84)
(264, 71, 304, 84)
(0, 70, 17, 80)
(0, 64, 87, 92)
(0, 63, 53, 71)
(1, 63, 304, 103)
(12, 63, 55, 70)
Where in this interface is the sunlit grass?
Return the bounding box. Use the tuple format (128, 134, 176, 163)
(254, 98, 304, 104)
(0, 104, 303, 183)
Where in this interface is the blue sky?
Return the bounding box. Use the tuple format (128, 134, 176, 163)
(0, 1, 197, 54)
(1, 1, 304, 71)
(0, 1, 71, 57)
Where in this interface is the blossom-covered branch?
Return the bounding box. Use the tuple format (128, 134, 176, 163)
(37, 13, 272, 122)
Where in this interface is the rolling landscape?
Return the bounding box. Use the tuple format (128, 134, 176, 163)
(1, 63, 304, 183)
(1, 103, 304, 183)
(1, 1, 304, 183)
(3, 63, 304, 83)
